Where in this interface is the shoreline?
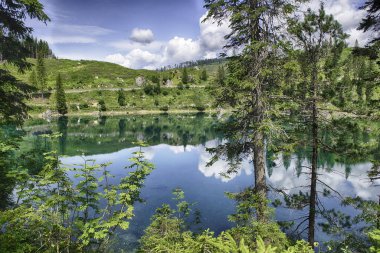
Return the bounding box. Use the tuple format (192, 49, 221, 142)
(28, 109, 223, 119)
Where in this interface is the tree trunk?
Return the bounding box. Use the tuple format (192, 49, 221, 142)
(253, 129, 267, 221)
(249, 0, 267, 222)
(308, 66, 318, 246)
(253, 77, 266, 222)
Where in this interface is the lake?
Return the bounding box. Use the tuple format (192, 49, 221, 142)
(19, 114, 379, 251)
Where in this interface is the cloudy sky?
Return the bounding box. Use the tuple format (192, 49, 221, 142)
(28, 0, 370, 70)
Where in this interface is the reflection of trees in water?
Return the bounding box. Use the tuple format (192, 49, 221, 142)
(119, 119, 126, 138)
(22, 114, 222, 156)
(0, 124, 24, 209)
(58, 116, 68, 155)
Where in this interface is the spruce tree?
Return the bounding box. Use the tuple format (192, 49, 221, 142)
(55, 74, 68, 115)
(200, 69, 208, 81)
(216, 66, 225, 85)
(204, 0, 298, 221)
(288, 4, 347, 245)
(29, 69, 38, 87)
(36, 51, 47, 95)
(118, 88, 126, 107)
(182, 68, 189, 84)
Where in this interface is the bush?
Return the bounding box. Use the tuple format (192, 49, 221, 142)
(163, 90, 169, 96)
(80, 103, 89, 109)
(195, 105, 206, 112)
(98, 99, 106, 112)
(160, 105, 169, 112)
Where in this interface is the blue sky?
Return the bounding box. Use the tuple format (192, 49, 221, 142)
(28, 0, 371, 69)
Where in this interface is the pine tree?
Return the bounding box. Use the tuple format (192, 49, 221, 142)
(98, 100, 107, 112)
(36, 52, 47, 95)
(204, 0, 297, 221)
(118, 88, 126, 107)
(55, 74, 68, 115)
(182, 68, 189, 84)
(216, 66, 225, 85)
(29, 70, 38, 87)
(288, 4, 347, 245)
(200, 69, 208, 81)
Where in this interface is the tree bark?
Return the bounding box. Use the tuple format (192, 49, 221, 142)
(308, 65, 318, 246)
(249, 0, 267, 222)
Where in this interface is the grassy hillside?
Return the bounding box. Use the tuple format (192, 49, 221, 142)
(1, 58, 154, 89)
(1, 58, 223, 90)
(0, 58, 223, 115)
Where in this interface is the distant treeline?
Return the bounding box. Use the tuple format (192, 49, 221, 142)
(157, 58, 227, 71)
(22, 37, 55, 59)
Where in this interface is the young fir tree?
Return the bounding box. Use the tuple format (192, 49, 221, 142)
(216, 65, 225, 85)
(204, 0, 298, 221)
(55, 74, 68, 115)
(28, 69, 38, 87)
(118, 88, 126, 107)
(36, 51, 47, 96)
(288, 4, 347, 245)
(200, 69, 208, 81)
(182, 67, 189, 84)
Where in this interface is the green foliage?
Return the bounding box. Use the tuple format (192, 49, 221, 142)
(200, 69, 208, 81)
(36, 52, 47, 91)
(118, 88, 126, 106)
(358, 0, 380, 44)
(0, 140, 154, 252)
(98, 99, 107, 112)
(140, 190, 313, 253)
(0, 0, 49, 71)
(55, 73, 68, 115)
(368, 230, 380, 253)
(182, 67, 189, 84)
(0, 69, 35, 123)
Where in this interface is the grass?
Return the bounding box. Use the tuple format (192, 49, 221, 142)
(27, 86, 215, 115)
(1, 58, 154, 90)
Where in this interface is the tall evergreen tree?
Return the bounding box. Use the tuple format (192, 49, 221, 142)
(55, 74, 67, 115)
(288, 4, 347, 245)
(182, 67, 189, 84)
(118, 88, 126, 107)
(28, 69, 37, 87)
(36, 52, 47, 95)
(204, 0, 298, 221)
(200, 69, 208, 81)
(216, 65, 225, 85)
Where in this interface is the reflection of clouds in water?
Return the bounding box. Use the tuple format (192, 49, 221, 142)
(143, 144, 198, 160)
(62, 141, 379, 201)
(198, 146, 253, 183)
(269, 155, 379, 200)
(197, 139, 253, 182)
(196, 146, 379, 200)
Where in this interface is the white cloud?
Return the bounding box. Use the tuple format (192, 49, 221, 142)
(130, 28, 155, 43)
(199, 13, 231, 52)
(105, 13, 230, 69)
(164, 36, 202, 64)
(106, 49, 162, 70)
(41, 35, 96, 44)
(303, 0, 370, 46)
